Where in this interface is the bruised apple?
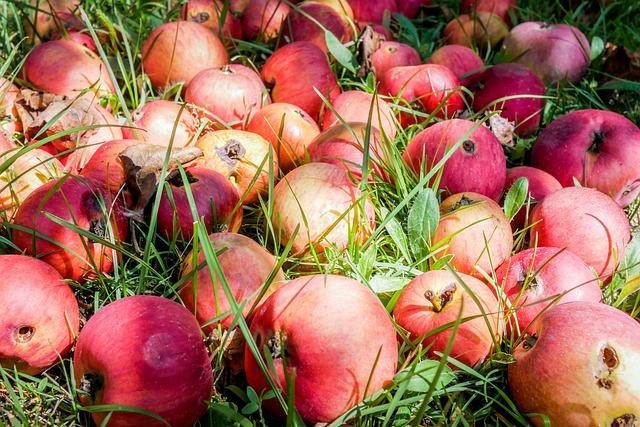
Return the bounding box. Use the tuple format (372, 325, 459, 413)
(444, 13, 509, 49)
(504, 166, 561, 229)
(394, 270, 501, 367)
(0, 255, 79, 375)
(322, 90, 397, 139)
(271, 162, 375, 257)
(122, 100, 198, 147)
(432, 192, 513, 276)
(427, 45, 485, 84)
(179, 232, 285, 332)
(371, 41, 421, 81)
(244, 274, 398, 423)
(73, 295, 213, 427)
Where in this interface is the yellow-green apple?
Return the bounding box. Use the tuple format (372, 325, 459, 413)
(444, 13, 509, 49)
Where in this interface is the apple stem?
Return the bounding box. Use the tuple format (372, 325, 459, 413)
(79, 372, 104, 402)
(589, 131, 605, 153)
(424, 283, 457, 313)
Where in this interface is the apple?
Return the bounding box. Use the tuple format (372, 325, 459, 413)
(157, 166, 242, 241)
(461, 0, 517, 25)
(180, 0, 243, 39)
(196, 129, 277, 204)
(12, 175, 128, 282)
(468, 63, 546, 136)
(23, 0, 80, 41)
(508, 301, 640, 426)
(502, 21, 591, 85)
(244, 274, 398, 423)
(444, 12, 509, 49)
(142, 21, 228, 89)
(54, 29, 97, 53)
(529, 186, 631, 279)
(73, 295, 213, 427)
(261, 41, 341, 122)
(504, 166, 562, 229)
(322, 90, 397, 139)
(427, 44, 485, 84)
(246, 102, 320, 172)
(432, 192, 513, 277)
(347, 0, 397, 23)
(242, 0, 290, 42)
(313, 0, 354, 18)
(271, 162, 375, 257)
(396, 0, 427, 18)
(495, 247, 601, 336)
(371, 41, 422, 81)
(79, 139, 139, 195)
(179, 232, 286, 332)
(0, 255, 79, 375)
(284, 1, 353, 53)
(394, 269, 501, 367)
(186, 64, 269, 129)
(531, 109, 640, 207)
(122, 100, 198, 147)
(358, 22, 394, 40)
(403, 119, 506, 200)
(379, 64, 464, 126)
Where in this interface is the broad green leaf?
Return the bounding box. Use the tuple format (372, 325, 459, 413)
(369, 275, 410, 293)
(325, 31, 356, 73)
(394, 359, 455, 393)
(380, 206, 411, 262)
(599, 79, 640, 93)
(503, 177, 529, 221)
(407, 188, 439, 256)
(590, 36, 605, 60)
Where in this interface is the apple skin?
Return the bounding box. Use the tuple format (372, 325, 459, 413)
(157, 166, 242, 241)
(403, 119, 507, 201)
(73, 295, 213, 427)
(468, 63, 546, 136)
(180, 0, 243, 39)
(358, 22, 394, 40)
(142, 21, 228, 89)
(502, 21, 591, 85)
(495, 247, 601, 336)
(322, 90, 397, 139)
(433, 192, 513, 277)
(461, 0, 517, 25)
(396, 0, 427, 18)
(394, 270, 501, 368)
(242, 0, 290, 42)
(531, 109, 640, 207)
(185, 64, 269, 129)
(379, 64, 465, 126)
(427, 44, 485, 84)
(504, 166, 562, 229)
(244, 274, 398, 423)
(371, 41, 422, 81)
(444, 13, 509, 49)
(79, 139, 139, 195)
(246, 102, 320, 172)
(122, 100, 198, 147)
(23, 39, 114, 100)
(0, 255, 79, 375)
(529, 186, 630, 280)
(261, 41, 341, 123)
(12, 176, 129, 282)
(313, 0, 354, 18)
(347, 0, 397, 23)
(271, 162, 375, 257)
(179, 232, 286, 332)
(285, 1, 353, 53)
(508, 301, 640, 427)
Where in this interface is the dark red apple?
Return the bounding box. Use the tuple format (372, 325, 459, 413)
(444, 12, 509, 49)
(244, 274, 398, 423)
(285, 1, 353, 53)
(531, 109, 640, 207)
(242, 0, 290, 42)
(502, 21, 591, 85)
(396, 0, 427, 18)
(427, 44, 485, 84)
(0, 255, 79, 375)
(347, 0, 397, 23)
(504, 166, 562, 229)
(371, 41, 422, 81)
(394, 269, 501, 367)
(180, 0, 243, 39)
(261, 41, 341, 122)
(508, 302, 640, 426)
(461, 0, 517, 25)
(529, 186, 630, 279)
(122, 100, 198, 147)
(73, 295, 213, 427)
(322, 90, 397, 139)
(403, 119, 506, 200)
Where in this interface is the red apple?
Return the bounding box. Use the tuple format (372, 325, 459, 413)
(427, 44, 485, 84)
(122, 100, 198, 147)
(186, 64, 269, 129)
(55, 30, 97, 52)
(444, 13, 509, 49)
(142, 21, 228, 89)
(261, 41, 341, 122)
(179, 232, 286, 332)
(504, 166, 562, 229)
(461, 0, 517, 25)
(242, 0, 290, 42)
(313, 0, 354, 18)
(508, 301, 640, 426)
(468, 63, 546, 136)
(502, 21, 591, 85)
(403, 119, 506, 200)
(79, 139, 139, 195)
(157, 166, 242, 240)
(531, 109, 640, 207)
(394, 269, 501, 367)
(529, 186, 631, 279)
(0, 255, 79, 375)
(396, 0, 426, 18)
(322, 90, 397, 139)
(285, 1, 354, 53)
(244, 274, 398, 423)
(495, 247, 601, 336)
(347, 0, 397, 23)
(246, 102, 320, 172)
(379, 64, 464, 125)
(180, 0, 243, 39)
(432, 192, 513, 277)
(371, 41, 422, 81)
(12, 176, 128, 282)
(73, 295, 213, 427)
(24, 0, 80, 41)
(271, 162, 375, 257)
(358, 22, 394, 40)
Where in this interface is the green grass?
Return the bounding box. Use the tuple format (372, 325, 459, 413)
(1, 0, 640, 426)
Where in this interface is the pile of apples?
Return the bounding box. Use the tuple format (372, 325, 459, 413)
(1, 0, 639, 425)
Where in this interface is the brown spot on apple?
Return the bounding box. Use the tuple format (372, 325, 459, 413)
(216, 139, 246, 167)
(611, 414, 636, 427)
(79, 372, 104, 403)
(14, 325, 35, 343)
(462, 139, 476, 155)
(602, 345, 619, 369)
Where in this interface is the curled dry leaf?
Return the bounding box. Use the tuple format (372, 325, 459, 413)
(488, 113, 516, 147)
(357, 25, 386, 77)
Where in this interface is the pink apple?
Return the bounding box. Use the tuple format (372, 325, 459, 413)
(427, 44, 485, 84)
(322, 90, 397, 139)
(122, 100, 198, 147)
(371, 41, 421, 81)
(242, 0, 290, 42)
(347, 0, 397, 23)
(504, 166, 562, 229)
(285, 1, 353, 53)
